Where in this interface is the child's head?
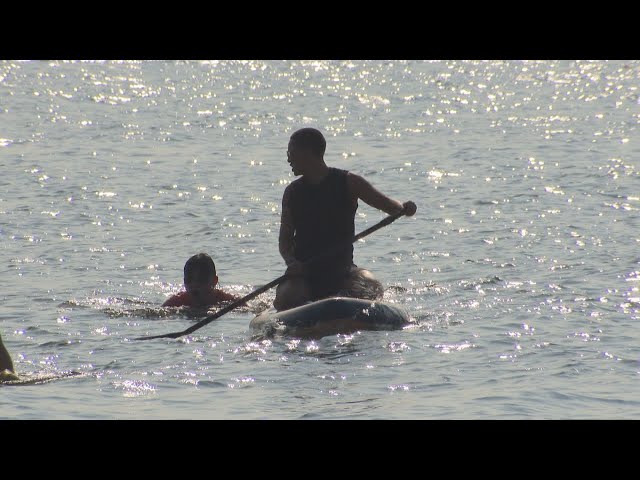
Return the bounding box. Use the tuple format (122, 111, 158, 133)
(183, 253, 218, 301)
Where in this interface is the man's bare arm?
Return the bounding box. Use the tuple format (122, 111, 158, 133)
(348, 173, 404, 215)
(348, 173, 417, 217)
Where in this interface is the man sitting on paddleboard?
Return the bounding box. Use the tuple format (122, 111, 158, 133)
(274, 127, 417, 311)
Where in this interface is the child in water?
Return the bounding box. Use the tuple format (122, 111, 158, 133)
(162, 253, 240, 308)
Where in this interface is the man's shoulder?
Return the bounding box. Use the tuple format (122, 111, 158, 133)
(286, 178, 300, 187)
(327, 167, 350, 178)
(333, 168, 354, 186)
(285, 177, 304, 193)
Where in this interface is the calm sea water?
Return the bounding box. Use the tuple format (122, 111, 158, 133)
(1, 60, 638, 419)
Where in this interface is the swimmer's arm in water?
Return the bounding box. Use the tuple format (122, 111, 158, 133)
(0, 334, 19, 382)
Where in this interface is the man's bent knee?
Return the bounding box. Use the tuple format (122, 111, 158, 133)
(274, 278, 311, 311)
(342, 268, 384, 300)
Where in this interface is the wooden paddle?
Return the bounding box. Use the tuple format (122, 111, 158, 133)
(135, 209, 408, 341)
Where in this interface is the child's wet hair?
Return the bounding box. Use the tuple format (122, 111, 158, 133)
(184, 253, 217, 283)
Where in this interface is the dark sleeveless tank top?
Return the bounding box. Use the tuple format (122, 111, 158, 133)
(289, 168, 357, 274)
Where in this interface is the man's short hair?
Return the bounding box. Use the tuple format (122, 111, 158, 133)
(290, 127, 326, 156)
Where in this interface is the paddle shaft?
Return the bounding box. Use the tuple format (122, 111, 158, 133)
(135, 209, 407, 341)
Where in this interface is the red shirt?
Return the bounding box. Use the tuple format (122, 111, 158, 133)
(162, 289, 238, 308)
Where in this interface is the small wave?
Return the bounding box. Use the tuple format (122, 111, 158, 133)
(460, 276, 503, 289)
(104, 307, 175, 319)
(1, 370, 84, 386)
(40, 339, 83, 347)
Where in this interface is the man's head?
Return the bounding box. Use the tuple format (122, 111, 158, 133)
(287, 128, 326, 176)
(183, 253, 218, 301)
